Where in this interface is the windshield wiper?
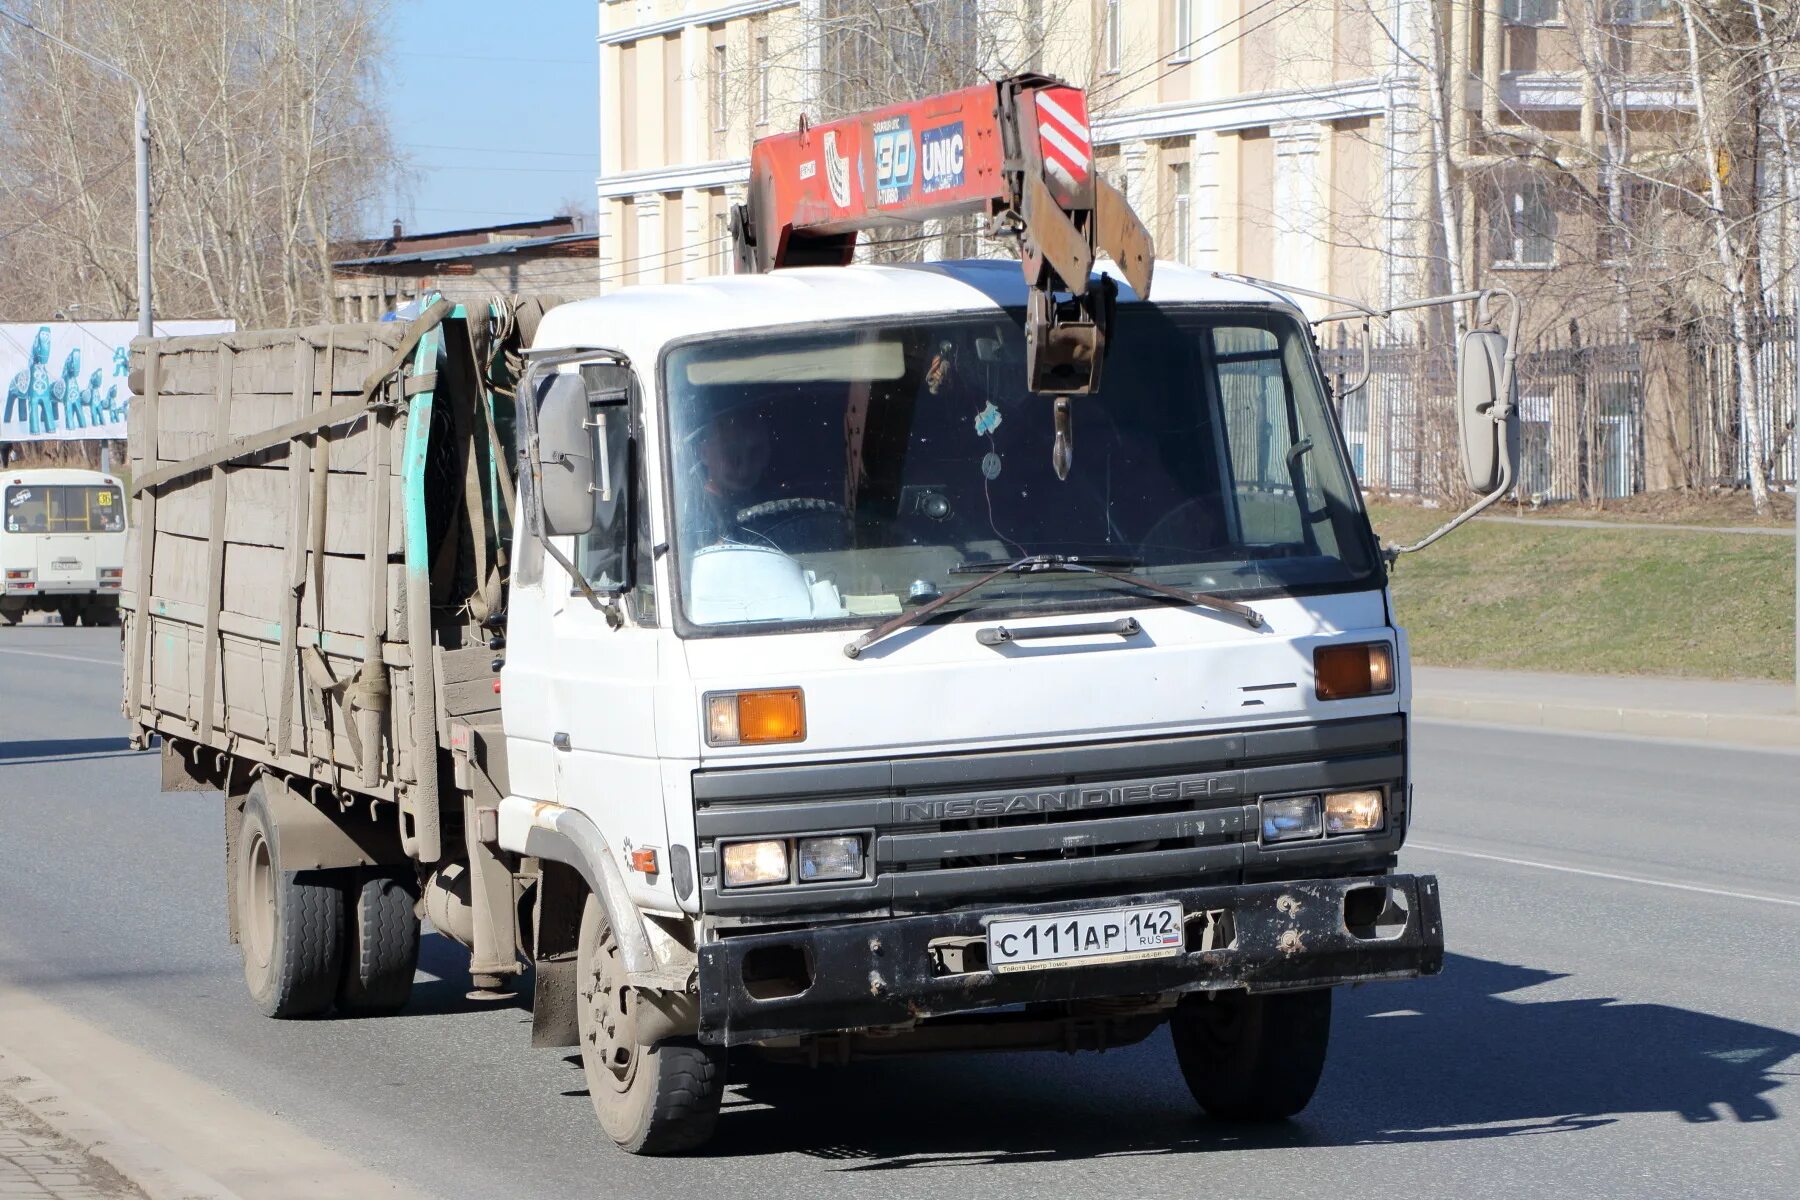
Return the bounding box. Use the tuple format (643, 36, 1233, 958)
(843, 554, 1263, 660)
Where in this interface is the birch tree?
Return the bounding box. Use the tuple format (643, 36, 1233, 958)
(0, 0, 398, 326)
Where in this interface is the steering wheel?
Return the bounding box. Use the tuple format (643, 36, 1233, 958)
(733, 496, 853, 553)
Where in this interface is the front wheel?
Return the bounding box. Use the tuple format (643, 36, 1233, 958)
(1171, 988, 1332, 1121)
(575, 895, 723, 1155)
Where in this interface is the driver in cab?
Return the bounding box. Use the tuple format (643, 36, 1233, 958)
(690, 403, 773, 546)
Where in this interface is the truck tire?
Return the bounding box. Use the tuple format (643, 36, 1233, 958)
(235, 780, 347, 1018)
(576, 895, 723, 1155)
(57, 602, 79, 627)
(1171, 988, 1332, 1121)
(0, 607, 19, 626)
(83, 601, 119, 627)
(337, 869, 420, 1016)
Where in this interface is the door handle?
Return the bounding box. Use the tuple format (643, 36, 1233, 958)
(553, 732, 571, 751)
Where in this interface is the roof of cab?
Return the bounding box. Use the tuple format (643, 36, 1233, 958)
(530, 259, 1302, 363)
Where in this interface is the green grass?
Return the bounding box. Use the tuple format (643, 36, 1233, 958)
(1370, 502, 1797, 680)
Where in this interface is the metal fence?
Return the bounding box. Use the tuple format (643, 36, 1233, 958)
(1320, 313, 1800, 502)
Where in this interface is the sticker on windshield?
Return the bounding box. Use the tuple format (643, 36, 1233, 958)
(982, 451, 1002, 480)
(974, 402, 1002, 436)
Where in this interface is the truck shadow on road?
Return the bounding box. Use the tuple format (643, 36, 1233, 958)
(702, 953, 1796, 1168)
(0, 736, 139, 767)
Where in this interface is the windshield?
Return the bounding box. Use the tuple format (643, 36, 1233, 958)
(663, 306, 1376, 630)
(4, 484, 125, 534)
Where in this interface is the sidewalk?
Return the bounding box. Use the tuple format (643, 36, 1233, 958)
(0, 1092, 144, 1200)
(1413, 665, 1799, 750)
(0, 984, 425, 1200)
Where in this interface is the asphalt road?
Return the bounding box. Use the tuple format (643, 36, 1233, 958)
(2, 622, 1796, 1199)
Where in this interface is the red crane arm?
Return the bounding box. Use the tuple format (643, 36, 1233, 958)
(730, 75, 1154, 398)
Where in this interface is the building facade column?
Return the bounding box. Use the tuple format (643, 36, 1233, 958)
(1272, 123, 1325, 300)
(635, 191, 663, 284)
(1191, 133, 1221, 269)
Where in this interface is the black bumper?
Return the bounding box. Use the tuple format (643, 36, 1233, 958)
(697, 873, 1444, 1045)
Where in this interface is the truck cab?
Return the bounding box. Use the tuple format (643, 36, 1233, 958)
(496, 258, 1442, 1149)
(1, 467, 127, 626)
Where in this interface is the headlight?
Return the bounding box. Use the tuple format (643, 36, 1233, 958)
(1324, 789, 1385, 835)
(797, 835, 863, 882)
(1260, 795, 1322, 843)
(721, 840, 788, 887)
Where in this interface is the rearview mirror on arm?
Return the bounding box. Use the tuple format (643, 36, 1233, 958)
(537, 372, 595, 538)
(1457, 328, 1520, 495)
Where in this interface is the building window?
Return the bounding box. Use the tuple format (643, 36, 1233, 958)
(755, 36, 771, 126)
(1173, 0, 1194, 60)
(1169, 162, 1191, 264)
(714, 209, 732, 275)
(1502, 0, 1559, 23)
(1490, 177, 1556, 266)
(1607, 0, 1675, 22)
(711, 38, 728, 133)
(1103, 0, 1122, 73)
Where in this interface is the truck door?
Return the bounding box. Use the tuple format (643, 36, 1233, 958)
(506, 362, 672, 908)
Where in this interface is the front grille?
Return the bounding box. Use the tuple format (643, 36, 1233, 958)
(693, 715, 1405, 919)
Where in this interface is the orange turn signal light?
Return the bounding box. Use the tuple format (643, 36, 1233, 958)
(628, 847, 660, 875)
(705, 688, 806, 746)
(1314, 642, 1395, 701)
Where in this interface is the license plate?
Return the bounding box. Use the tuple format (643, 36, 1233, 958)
(987, 902, 1184, 973)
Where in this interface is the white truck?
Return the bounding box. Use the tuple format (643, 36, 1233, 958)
(2, 466, 127, 626)
(123, 76, 1519, 1155)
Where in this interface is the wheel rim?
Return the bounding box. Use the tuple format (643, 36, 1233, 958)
(581, 925, 639, 1095)
(243, 828, 276, 971)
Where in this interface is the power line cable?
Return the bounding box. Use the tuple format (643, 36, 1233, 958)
(1110, 0, 1314, 109)
(0, 153, 134, 244)
(405, 142, 598, 159)
(1102, 0, 1288, 94)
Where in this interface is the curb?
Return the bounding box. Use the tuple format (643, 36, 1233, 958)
(1414, 694, 1800, 751)
(0, 1046, 243, 1200)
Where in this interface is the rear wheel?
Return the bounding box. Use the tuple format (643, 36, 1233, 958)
(57, 602, 79, 627)
(0, 607, 19, 626)
(1171, 988, 1332, 1121)
(235, 780, 347, 1018)
(576, 895, 723, 1154)
(83, 600, 119, 627)
(337, 868, 420, 1016)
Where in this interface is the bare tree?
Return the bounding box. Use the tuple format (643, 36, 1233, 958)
(0, 0, 399, 326)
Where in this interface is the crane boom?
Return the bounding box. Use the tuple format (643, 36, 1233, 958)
(730, 75, 1154, 399)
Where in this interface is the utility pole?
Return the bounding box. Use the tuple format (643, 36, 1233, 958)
(0, 7, 152, 337)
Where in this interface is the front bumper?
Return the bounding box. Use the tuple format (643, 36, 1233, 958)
(697, 872, 1443, 1045)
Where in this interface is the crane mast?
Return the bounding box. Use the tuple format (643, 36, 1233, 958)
(731, 75, 1154, 423)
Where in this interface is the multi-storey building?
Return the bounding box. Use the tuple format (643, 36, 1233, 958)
(595, 2, 1739, 327)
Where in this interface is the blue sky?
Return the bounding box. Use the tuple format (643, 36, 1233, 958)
(381, 0, 599, 236)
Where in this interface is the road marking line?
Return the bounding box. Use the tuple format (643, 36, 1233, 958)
(0, 646, 116, 666)
(1408, 841, 1800, 908)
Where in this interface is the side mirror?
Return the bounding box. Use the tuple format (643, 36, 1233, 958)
(1456, 329, 1520, 494)
(537, 372, 595, 536)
